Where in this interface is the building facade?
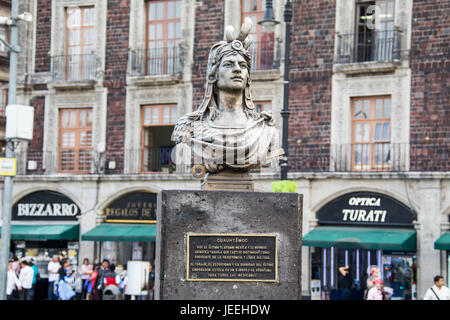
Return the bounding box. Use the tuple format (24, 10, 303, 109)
(0, 0, 448, 300)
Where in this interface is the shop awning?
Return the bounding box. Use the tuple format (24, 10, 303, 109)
(81, 223, 156, 242)
(434, 232, 450, 250)
(0, 224, 79, 240)
(302, 226, 416, 251)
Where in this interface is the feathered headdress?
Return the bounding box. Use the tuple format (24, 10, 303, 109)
(195, 17, 258, 121)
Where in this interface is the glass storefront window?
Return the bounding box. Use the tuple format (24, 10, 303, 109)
(311, 247, 416, 300)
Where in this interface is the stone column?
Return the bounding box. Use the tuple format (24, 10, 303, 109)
(416, 180, 441, 299)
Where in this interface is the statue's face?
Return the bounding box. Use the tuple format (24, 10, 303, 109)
(215, 53, 249, 92)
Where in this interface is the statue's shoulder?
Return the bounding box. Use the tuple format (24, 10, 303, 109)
(172, 111, 205, 143)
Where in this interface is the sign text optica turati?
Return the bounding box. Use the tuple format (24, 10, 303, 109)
(317, 192, 415, 227)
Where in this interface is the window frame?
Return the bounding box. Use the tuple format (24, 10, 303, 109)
(240, 0, 275, 71)
(65, 6, 96, 80)
(58, 108, 93, 174)
(145, 0, 182, 76)
(351, 95, 391, 171)
(141, 104, 177, 173)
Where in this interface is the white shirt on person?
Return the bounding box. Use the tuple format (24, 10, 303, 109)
(48, 261, 60, 282)
(19, 265, 34, 289)
(423, 285, 450, 300)
(80, 264, 93, 280)
(7, 269, 21, 295)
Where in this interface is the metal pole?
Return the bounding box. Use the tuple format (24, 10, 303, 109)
(0, 0, 18, 300)
(280, 0, 292, 181)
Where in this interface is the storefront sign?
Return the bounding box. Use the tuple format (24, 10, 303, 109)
(12, 190, 81, 221)
(104, 191, 157, 223)
(187, 234, 278, 282)
(317, 192, 415, 227)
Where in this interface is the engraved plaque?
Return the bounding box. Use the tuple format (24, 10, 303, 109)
(186, 234, 278, 282)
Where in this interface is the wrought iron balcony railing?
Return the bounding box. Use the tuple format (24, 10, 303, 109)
(128, 47, 182, 77)
(51, 54, 99, 81)
(335, 30, 401, 64)
(289, 143, 448, 173)
(12, 142, 449, 175)
(248, 40, 276, 71)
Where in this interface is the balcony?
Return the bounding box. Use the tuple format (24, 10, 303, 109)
(128, 47, 182, 86)
(50, 54, 99, 89)
(15, 142, 449, 176)
(290, 143, 448, 173)
(334, 30, 402, 74)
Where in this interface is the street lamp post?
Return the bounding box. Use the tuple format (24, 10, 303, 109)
(0, 0, 33, 300)
(259, 0, 292, 181)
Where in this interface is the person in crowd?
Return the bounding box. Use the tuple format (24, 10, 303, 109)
(72, 272, 83, 300)
(80, 258, 93, 299)
(148, 262, 155, 300)
(57, 258, 75, 300)
(6, 259, 21, 300)
(423, 275, 450, 300)
(18, 259, 34, 300)
(58, 257, 72, 281)
(29, 258, 39, 300)
(86, 263, 100, 300)
(364, 266, 380, 299)
(12, 256, 20, 276)
(117, 264, 128, 300)
(47, 255, 60, 300)
(103, 263, 117, 287)
(96, 259, 110, 300)
(338, 265, 354, 300)
(367, 279, 393, 300)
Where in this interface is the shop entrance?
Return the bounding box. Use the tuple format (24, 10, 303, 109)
(311, 247, 416, 300)
(12, 240, 79, 300)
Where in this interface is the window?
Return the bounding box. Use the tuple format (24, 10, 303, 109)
(141, 105, 177, 172)
(355, 1, 395, 62)
(65, 6, 95, 80)
(146, 0, 182, 75)
(241, 0, 275, 70)
(352, 96, 391, 171)
(255, 101, 272, 114)
(59, 108, 93, 173)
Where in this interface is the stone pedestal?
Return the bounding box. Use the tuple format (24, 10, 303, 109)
(201, 170, 254, 191)
(155, 190, 302, 300)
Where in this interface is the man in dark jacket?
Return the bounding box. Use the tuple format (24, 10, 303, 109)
(96, 259, 110, 300)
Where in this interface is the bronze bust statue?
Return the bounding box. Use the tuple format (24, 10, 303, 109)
(172, 18, 283, 176)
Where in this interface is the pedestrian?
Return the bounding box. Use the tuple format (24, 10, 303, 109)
(423, 275, 450, 300)
(57, 258, 75, 300)
(117, 264, 128, 300)
(148, 262, 155, 300)
(29, 258, 39, 300)
(96, 259, 110, 300)
(72, 272, 83, 300)
(367, 279, 393, 300)
(6, 259, 22, 300)
(86, 263, 100, 300)
(12, 256, 20, 276)
(80, 258, 93, 299)
(18, 259, 34, 300)
(364, 266, 380, 299)
(47, 255, 60, 300)
(103, 263, 117, 287)
(338, 265, 354, 300)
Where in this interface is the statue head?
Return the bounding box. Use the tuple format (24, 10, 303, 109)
(196, 18, 258, 121)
